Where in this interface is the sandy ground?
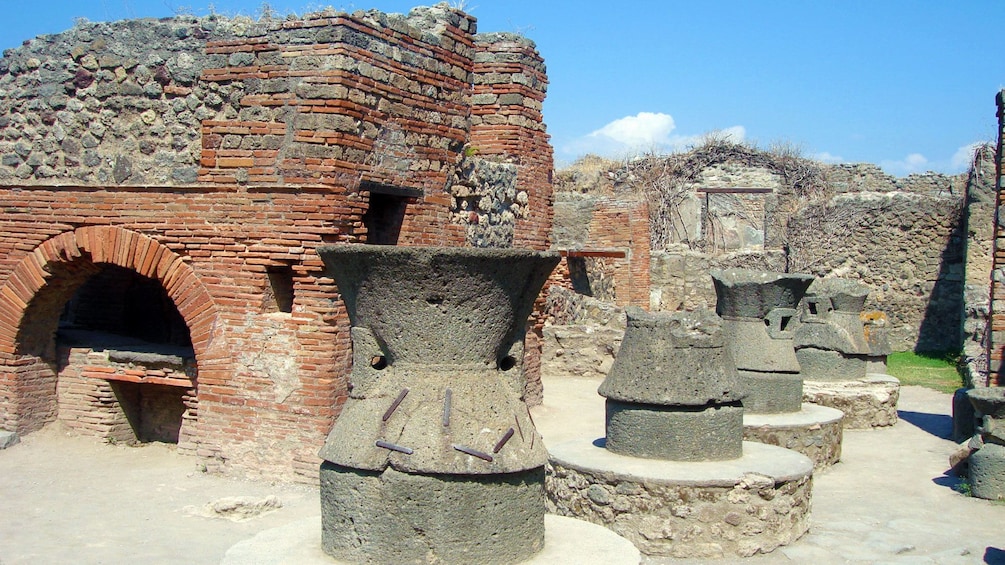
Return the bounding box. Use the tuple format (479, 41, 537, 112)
(0, 378, 1003, 565)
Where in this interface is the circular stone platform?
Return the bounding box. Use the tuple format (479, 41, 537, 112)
(743, 403, 844, 469)
(222, 513, 641, 565)
(802, 373, 900, 429)
(545, 440, 813, 559)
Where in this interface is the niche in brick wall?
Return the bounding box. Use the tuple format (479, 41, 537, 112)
(361, 181, 421, 245)
(57, 264, 195, 444)
(264, 266, 295, 314)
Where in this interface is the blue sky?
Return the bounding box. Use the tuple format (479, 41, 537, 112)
(3, 1, 1003, 176)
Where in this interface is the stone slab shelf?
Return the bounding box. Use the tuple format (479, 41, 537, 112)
(545, 440, 813, 559)
(743, 403, 844, 469)
(81, 367, 194, 388)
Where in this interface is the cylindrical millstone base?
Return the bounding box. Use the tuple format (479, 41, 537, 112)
(605, 400, 743, 461)
(320, 463, 545, 564)
(968, 443, 1005, 501)
(802, 374, 900, 429)
(739, 370, 803, 414)
(795, 348, 867, 381)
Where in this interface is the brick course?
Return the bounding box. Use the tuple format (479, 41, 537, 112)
(0, 6, 553, 482)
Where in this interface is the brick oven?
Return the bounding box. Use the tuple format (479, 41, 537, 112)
(0, 4, 553, 482)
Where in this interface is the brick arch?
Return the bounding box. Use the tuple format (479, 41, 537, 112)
(0, 226, 218, 433)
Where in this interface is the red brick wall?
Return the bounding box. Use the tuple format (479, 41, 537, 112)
(0, 7, 553, 482)
(471, 34, 553, 251)
(577, 198, 651, 309)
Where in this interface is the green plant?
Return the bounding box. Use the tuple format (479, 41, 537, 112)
(886, 351, 963, 394)
(954, 477, 972, 497)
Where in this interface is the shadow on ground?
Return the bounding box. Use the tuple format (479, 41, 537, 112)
(898, 410, 952, 439)
(931, 471, 964, 492)
(985, 546, 1005, 565)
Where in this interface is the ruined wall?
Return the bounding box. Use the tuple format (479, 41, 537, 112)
(551, 155, 974, 354)
(470, 32, 553, 252)
(988, 90, 1005, 386)
(649, 249, 786, 312)
(0, 6, 554, 482)
(551, 192, 650, 308)
(962, 145, 996, 385)
(787, 191, 966, 352)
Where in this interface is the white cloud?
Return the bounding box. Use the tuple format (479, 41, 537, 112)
(813, 151, 845, 164)
(590, 112, 676, 147)
(949, 142, 983, 172)
(880, 153, 930, 176)
(561, 112, 746, 160)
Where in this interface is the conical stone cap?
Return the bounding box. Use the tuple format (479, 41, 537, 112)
(711, 269, 814, 319)
(318, 244, 560, 366)
(809, 278, 869, 313)
(599, 307, 745, 406)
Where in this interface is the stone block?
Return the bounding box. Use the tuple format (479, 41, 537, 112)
(0, 430, 19, 449)
(605, 400, 743, 461)
(321, 463, 545, 564)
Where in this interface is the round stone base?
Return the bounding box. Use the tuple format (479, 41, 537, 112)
(545, 441, 813, 559)
(739, 370, 803, 414)
(606, 400, 743, 461)
(802, 373, 900, 429)
(743, 403, 844, 469)
(223, 514, 641, 565)
(321, 463, 545, 564)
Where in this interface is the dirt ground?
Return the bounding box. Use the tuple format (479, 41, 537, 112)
(0, 378, 1003, 565)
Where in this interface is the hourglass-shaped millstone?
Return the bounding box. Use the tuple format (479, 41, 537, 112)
(316, 244, 560, 565)
(599, 307, 746, 461)
(966, 387, 1005, 500)
(711, 269, 814, 414)
(794, 278, 871, 381)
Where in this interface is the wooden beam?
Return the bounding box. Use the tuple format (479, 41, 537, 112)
(696, 187, 774, 194)
(359, 180, 423, 199)
(557, 249, 627, 259)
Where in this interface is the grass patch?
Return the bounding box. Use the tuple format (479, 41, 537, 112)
(886, 351, 963, 394)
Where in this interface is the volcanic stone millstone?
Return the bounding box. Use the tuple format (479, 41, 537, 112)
(605, 400, 744, 461)
(321, 463, 546, 564)
(315, 245, 559, 564)
(599, 307, 745, 406)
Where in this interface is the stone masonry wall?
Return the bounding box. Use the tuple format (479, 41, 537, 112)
(551, 193, 650, 308)
(787, 191, 966, 352)
(988, 90, 1005, 386)
(0, 5, 554, 482)
(551, 157, 973, 354)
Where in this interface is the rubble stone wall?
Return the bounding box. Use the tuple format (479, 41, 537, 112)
(988, 90, 1005, 386)
(552, 159, 980, 355)
(787, 191, 966, 352)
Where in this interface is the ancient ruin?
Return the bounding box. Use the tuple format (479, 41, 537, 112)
(964, 387, 1005, 500)
(710, 269, 845, 468)
(711, 269, 813, 413)
(794, 278, 871, 380)
(547, 307, 813, 558)
(599, 307, 745, 460)
(315, 245, 557, 563)
(796, 278, 901, 429)
(0, 4, 554, 482)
